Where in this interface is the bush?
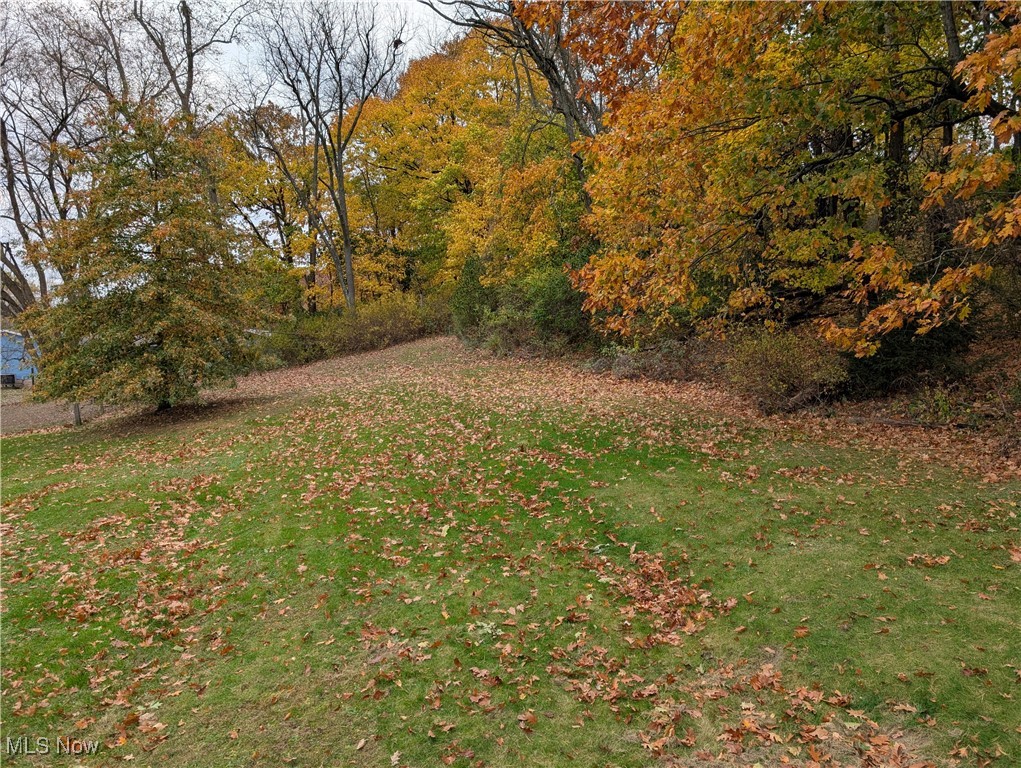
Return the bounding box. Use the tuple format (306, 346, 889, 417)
(726, 329, 848, 413)
(524, 266, 591, 346)
(419, 285, 454, 334)
(479, 285, 534, 355)
(592, 336, 726, 381)
(260, 293, 438, 367)
(451, 257, 494, 340)
(481, 307, 534, 355)
(452, 257, 593, 352)
(908, 384, 958, 424)
(352, 293, 427, 348)
(846, 323, 972, 396)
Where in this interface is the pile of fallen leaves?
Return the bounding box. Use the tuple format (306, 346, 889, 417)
(546, 549, 733, 714)
(584, 549, 733, 647)
(639, 660, 939, 767)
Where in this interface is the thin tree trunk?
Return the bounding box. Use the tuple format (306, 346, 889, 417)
(307, 242, 318, 314)
(336, 166, 356, 309)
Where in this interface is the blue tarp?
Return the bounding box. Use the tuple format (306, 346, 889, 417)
(1, 330, 36, 382)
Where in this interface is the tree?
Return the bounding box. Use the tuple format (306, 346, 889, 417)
(1, 0, 250, 321)
(0, 0, 113, 310)
(350, 32, 589, 296)
(424, 0, 606, 195)
(256, 0, 405, 310)
(352, 33, 521, 287)
(1, 240, 36, 319)
(131, 0, 256, 122)
(22, 104, 256, 409)
(226, 104, 323, 311)
(569, 1, 1021, 353)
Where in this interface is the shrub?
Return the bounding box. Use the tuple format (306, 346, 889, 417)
(451, 257, 494, 339)
(524, 266, 591, 346)
(351, 293, 426, 349)
(845, 322, 972, 396)
(594, 336, 726, 381)
(261, 293, 437, 367)
(597, 342, 641, 379)
(726, 329, 848, 413)
(480, 285, 534, 355)
(908, 384, 958, 424)
(419, 285, 454, 334)
(481, 307, 535, 355)
(459, 264, 594, 354)
(647, 337, 725, 381)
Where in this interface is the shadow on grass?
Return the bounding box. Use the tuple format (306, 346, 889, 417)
(83, 394, 281, 439)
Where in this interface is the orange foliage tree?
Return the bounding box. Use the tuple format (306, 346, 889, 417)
(557, 1, 1020, 354)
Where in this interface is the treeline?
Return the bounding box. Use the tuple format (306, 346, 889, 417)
(2, 1, 1020, 410)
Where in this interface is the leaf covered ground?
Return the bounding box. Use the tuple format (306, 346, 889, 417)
(1, 337, 1019, 767)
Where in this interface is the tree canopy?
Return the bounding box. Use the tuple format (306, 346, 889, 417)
(22, 105, 256, 408)
(3, 0, 1021, 407)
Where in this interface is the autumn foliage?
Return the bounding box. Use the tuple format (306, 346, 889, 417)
(22, 105, 257, 408)
(5, 0, 1021, 407)
(567, 1, 1021, 355)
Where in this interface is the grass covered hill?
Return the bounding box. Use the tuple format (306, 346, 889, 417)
(1, 338, 1019, 767)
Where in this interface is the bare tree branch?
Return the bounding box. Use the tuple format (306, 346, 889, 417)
(257, 0, 406, 309)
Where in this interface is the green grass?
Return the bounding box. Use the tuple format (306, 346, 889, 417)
(1, 338, 1019, 767)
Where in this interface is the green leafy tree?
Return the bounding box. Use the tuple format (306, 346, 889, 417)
(24, 104, 257, 409)
(450, 255, 493, 339)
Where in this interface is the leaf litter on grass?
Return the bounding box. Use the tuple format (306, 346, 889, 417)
(2, 337, 1019, 767)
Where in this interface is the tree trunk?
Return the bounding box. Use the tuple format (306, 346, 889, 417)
(883, 119, 908, 234)
(307, 242, 318, 314)
(336, 161, 356, 310)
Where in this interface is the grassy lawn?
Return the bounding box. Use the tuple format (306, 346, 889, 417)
(1, 338, 1019, 767)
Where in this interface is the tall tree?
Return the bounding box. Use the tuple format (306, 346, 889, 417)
(424, 0, 603, 195)
(226, 103, 323, 311)
(0, 0, 114, 308)
(131, 0, 255, 121)
(1, 0, 251, 320)
(350, 31, 587, 294)
(256, 0, 405, 309)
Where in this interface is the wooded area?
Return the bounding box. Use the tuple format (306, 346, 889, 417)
(2, 0, 1020, 412)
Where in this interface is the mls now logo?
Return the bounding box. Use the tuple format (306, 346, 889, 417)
(5, 736, 100, 755)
